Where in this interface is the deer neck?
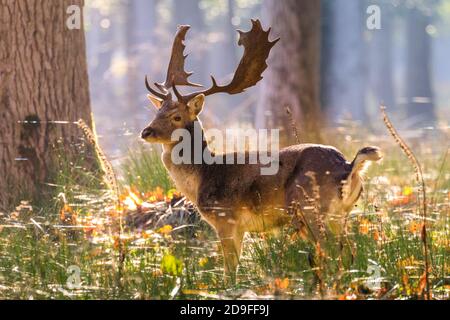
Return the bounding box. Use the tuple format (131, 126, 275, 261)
(161, 120, 209, 162)
(161, 120, 209, 203)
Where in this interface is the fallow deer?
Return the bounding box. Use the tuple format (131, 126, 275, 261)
(141, 20, 382, 283)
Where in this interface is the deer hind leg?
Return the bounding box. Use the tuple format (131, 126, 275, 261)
(216, 222, 244, 285)
(285, 176, 323, 242)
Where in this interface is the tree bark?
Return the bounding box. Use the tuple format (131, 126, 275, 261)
(256, 0, 323, 144)
(0, 0, 94, 209)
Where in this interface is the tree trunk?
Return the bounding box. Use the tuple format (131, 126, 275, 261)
(256, 0, 322, 144)
(0, 0, 94, 209)
(85, 5, 115, 155)
(321, 0, 368, 123)
(125, 0, 156, 129)
(405, 7, 435, 126)
(173, 0, 208, 85)
(368, 2, 395, 112)
(221, 0, 238, 78)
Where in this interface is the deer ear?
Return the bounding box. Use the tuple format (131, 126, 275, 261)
(187, 94, 205, 119)
(147, 94, 163, 109)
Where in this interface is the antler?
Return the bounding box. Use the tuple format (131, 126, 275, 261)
(145, 19, 279, 103)
(145, 25, 201, 100)
(181, 19, 279, 103)
(145, 76, 171, 100)
(160, 25, 202, 89)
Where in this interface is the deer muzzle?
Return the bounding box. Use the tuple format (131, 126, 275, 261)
(141, 127, 156, 140)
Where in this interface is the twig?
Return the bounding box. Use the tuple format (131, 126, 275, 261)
(380, 106, 431, 299)
(431, 146, 449, 208)
(76, 119, 120, 203)
(286, 106, 301, 144)
(76, 118, 124, 291)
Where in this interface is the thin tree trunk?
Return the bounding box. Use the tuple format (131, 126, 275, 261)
(223, 0, 238, 77)
(173, 0, 208, 85)
(405, 7, 435, 126)
(125, 0, 156, 129)
(368, 2, 395, 111)
(321, 0, 368, 123)
(256, 0, 322, 144)
(0, 0, 94, 209)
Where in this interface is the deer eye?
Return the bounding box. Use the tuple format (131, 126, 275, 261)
(173, 116, 182, 122)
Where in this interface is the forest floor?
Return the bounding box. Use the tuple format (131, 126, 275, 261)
(0, 121, 449, 300)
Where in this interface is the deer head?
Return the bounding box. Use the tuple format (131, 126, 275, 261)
(141, 19, 279, 145)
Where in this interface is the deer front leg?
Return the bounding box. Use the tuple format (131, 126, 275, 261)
(197, 192, 245, 284)
(216, 223, 244, 285)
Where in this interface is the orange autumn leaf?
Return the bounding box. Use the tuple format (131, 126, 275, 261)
(142, 230, 155, 239)
(129, 190, 143, 206)
(338, 290, 358, 300)
(418, 270, 428, 298)
(152, 269, 163, 277)
(154, 187, 165, 201)
(197, 282, 209, 290)
(339, 293, 358, 300)
(403, 186, 413, 196)
(122, 187, 144, 210)
(198, 257, 209, 267)
(373, 229, 380, 241)
(113, 236, 129, 250)
(359, 218, 370, 235)
(274, 278, 289, 290)
(182, 289, 209, 296)
(389, 186, 415, 206)
(113, 236, 120, 250)
(157, 225, 173, 235)
(145, 187, 166, 202)
(59, 204, 77, 225)
(409, 221, 423, 234)
(59, 204, 72, 219)
(167, 189, 182, 201)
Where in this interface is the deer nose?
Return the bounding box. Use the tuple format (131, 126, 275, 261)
(141, 127, 155, 139)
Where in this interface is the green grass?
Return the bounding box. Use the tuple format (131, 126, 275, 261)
(0, 133, 448, 300)
(121, 144, 173, 194)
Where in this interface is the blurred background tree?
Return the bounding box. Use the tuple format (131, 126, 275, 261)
(321, 0, 368, 123)
(255, 0, 323, 144)
(405, 2, 436, 126)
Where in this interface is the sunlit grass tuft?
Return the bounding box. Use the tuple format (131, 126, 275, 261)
(121, 144, 173, 194)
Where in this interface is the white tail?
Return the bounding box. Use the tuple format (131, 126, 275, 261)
(342, 147, 383, 210)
